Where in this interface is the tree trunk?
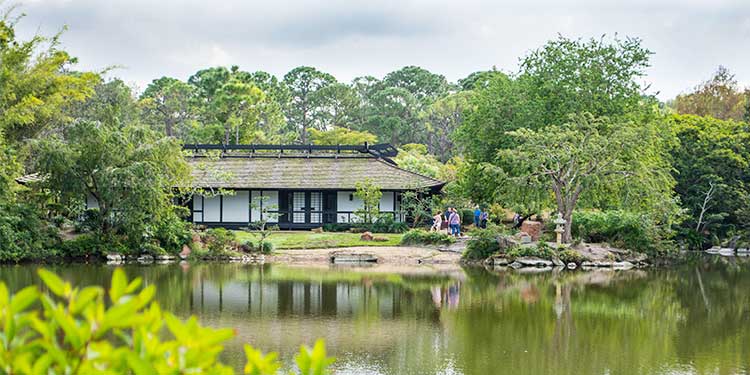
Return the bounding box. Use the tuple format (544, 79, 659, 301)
(165, 119, 174, 137)
(562, 209, 573, 243)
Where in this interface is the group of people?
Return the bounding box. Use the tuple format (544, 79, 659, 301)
(431, 206, 489, 237)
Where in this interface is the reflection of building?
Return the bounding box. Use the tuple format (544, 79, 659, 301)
(191, 279, 415, 319)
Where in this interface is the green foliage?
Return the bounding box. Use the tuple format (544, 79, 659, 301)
(33, 119, 191, 250)
(0, 202, 60, 262)
(497, 113, 677, 242)
(669, 114, 750, 248)
(460, 209, 474, 226)
(369, 214, 409, 234)
(398, 186, 437, 229)
(400, 229, 455, 246)
(419, 92, 473, 161)
(572, 210, 665, 253)
(59, 234, 106, 258)
(152, 210, 193, 254)
(309, 127, 377, 145)
(202, 228, 238, 254)
(507, 243, 556, 260)
(463, 230, 502, 260)
(283, 66, 336, 143)
(295, 340, 335, 375)
(0, 11, 98, 145)
(558, 249, 587, 264)
(354, 178, 382, 224)
(0, 268, 332, 374)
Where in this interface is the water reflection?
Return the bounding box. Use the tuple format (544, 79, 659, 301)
(1, 258, 749, 375)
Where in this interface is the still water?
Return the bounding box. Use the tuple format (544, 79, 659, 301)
(2, 259, 749, 375)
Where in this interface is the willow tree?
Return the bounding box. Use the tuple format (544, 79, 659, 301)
(498, 113, 676, 243)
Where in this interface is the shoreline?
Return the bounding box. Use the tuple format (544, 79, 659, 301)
(6, 245, 746, 271)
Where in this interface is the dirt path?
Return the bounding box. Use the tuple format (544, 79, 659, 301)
(267, 245, 462, 267)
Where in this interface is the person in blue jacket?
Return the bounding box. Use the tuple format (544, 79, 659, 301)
(473, 206, 481, 227)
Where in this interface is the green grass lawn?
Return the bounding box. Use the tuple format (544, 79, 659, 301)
(234, 231, 403, 250)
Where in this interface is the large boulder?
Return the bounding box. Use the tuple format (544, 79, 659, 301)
(498, 235, 520, 250)
(179, 245, 192, 260)
(515, 256, 553, 267)
(520, 220, 543, 241)
(360, 231, 374, 241)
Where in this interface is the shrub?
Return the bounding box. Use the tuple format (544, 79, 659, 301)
(322, 223, 349, 232)
(572, 210, 665, 253)
(507, 242, 556, 260)
(461, 209, 474, 226)
(201, 228, 238, 254)
(400, 229, 455, 246)
(153, 212, 192, 254)
(59, 234, 105, 259)
(142, 242, 167, 256)
(0, 268, 333, 374)
(558, 248, 587, 264)
(0, 203, 60, 263)
(74, 208, 103, 233)
(370, 214, 409, 233)
(258, 241, 274, 254)
(463, 230, 501, 260)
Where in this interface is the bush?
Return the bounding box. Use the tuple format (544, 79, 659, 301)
(74, 208, 103, 233)
(370, 214, 409, 233)
(142, 242, 167, 256)
(572, 210, 664, 253)
(463, 230, 501, 260)
(558, 248, 587, 264)
(507, 242, 556, 260)
(153, 212, 192, 254)
(59, 234, 105, 259)
(0, 202, 60, 262)
(0, 268, 333, 374)
(322, 223, 349, 232)
(400, 229, 455, 246)
(258, 241, 274, 254)
(461, 209, 474, 226)
(201, 228, 238, 254)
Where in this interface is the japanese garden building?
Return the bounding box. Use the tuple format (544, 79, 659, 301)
(186, 144, 444, 229)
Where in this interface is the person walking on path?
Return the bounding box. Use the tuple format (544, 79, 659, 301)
(431, 210, 443, 232)
(449, 208, 462, 237)
(473, 206, 481, 227)
(480, 210, 489, 229)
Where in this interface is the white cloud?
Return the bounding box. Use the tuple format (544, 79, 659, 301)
(11, 0, 750, 99)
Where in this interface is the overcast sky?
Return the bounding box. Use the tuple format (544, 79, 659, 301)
(14, 0, 750, 100)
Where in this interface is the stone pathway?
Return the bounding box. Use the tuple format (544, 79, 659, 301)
(437, 236, 469, 253)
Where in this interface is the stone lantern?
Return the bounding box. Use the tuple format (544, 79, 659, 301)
(553, 213, 567, 246)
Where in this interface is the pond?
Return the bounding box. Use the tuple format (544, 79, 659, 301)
(2, 259, 749, 375)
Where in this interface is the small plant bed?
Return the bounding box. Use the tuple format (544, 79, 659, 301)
(399, 229, 455, 246)
(235, 231, 402, 250)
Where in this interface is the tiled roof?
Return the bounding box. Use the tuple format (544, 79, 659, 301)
(188, 156, 444, 190)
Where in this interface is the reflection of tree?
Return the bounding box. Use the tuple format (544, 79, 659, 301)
(671, 261, 750, 373)
(3, 259, 750, 374)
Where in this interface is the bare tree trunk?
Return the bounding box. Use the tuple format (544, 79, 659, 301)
(696, 181, 715, 232)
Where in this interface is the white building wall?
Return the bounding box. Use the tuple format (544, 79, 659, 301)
(337, 191, 362, 223)
(380, 192, 395, 212)
(336, 191, 399, 223)
(222, 190, 249, 222)
(203, 195, 221, 222)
